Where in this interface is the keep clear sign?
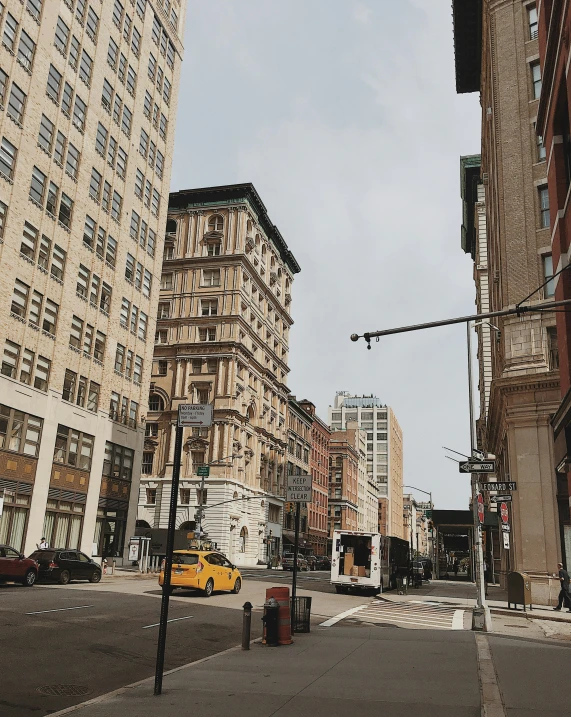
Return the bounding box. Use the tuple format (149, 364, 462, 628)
(286, 474, 312, 502)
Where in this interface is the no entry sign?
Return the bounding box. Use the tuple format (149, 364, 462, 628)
(477, 493, 485, 524)
(500, 502, 509, 524)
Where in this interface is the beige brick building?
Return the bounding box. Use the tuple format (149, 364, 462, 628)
(137, 184, 300, 566)
(0, 0, 186, 561)
(454, 0, 562, 601)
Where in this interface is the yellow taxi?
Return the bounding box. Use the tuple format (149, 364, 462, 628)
(159, 550, 242, 597)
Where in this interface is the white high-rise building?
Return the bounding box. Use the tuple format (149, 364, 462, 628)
(329, 393, 404, 539)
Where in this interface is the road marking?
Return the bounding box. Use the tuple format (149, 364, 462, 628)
(142, 615, 194, 629)
(319, 605, 367, 627)
(26, 605, 94, 615)
(475, 634, 507, 717)
(452, 609, 465, 630)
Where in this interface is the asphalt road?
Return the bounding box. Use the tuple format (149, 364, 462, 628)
(0, 581, 262, 716)
(238, 568, 337, 593)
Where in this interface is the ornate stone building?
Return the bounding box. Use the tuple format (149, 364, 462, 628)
(0, 0, 186, 560)
(283, 396, 312, 551)
(137, 184, 300, 566)
(454, 0, 562, 601)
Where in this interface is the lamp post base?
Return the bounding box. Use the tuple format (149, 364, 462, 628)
(472, 605, 492, 632)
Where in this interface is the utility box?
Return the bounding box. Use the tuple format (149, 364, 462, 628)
(507, 571, 533, 612)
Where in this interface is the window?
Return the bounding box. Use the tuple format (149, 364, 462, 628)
(75, 0, 86, 24)
(42, 299, 58, 335)
(2, 13, 18, 52)
(70, 315, 83, 348)
(62, 368, 76, 402)
(1, 340, 19, 378)
(89, 168, 102, 201)
(151, 189, 160, 215)
(528, 5, 538, 40)
(34, 356, 50, 392)
(139, 128, 148, 157)
(69, 35, 80, 69)
(180, 488, 190, 505)
(159, 113, 167, 140)
(208, 215, 224, 232)
(79, 50, 92, 85)
(133, 355, 143, 384)
(539, 185, 550, 228)
(149, 394, 164, 411)
(167, 41, 175, 70)
(201, 299, 218, 317)
(163, 77, 171, 105)
(7, 83, 26, 124)
(202, 269, 220, 287)
(17, 30, 35, 71)
(121, 105, 132, 136)
(38, 115, 55, 154)
(47, 65, 62, 103)
(548, 325, 559, 370)
(199, 327, 216, 342)
(127, 65, 136, 96)
(116, 146, 127, 179)
(54, 131, 66, 165)
(54, 425, 94, 471)
(197, 388, 209, 404)
(145, 485, 156, 500)
(62, 82, 74, 116)
(94, 331, 106, 361)
(148, 52, 156, 80)
(103, 441, 134, 480)
(73, 95, 86, 132)
(531, 62, 542, 100)
(29, 166, 46, 205)
(142, 451, 153, 474)
(156, 150, 164, 179)
(207, 359, 217, 374)
(192, 359, 202, 374)
(207, 241, 221, 257)
(27, 0, 43, 21)
(102, 78, 113, 111)
(111, 191, 122, 221)
(155, 329, 167, 344)
(0, 68, 7, 107)
(161, 273, 173, 290)
(0, 136, 16, 179)
(143, 269, 152, 298)
(86, 7, 99, 42)
(543, 254, 555, 297)
(157, 360, 167, 375)
(143, 90, 152, 118)
(113, 0, 124, 28)
(66, 143, 80, 179)
(20, 349, 34, 386)
(0, 404, 43, 456)
(55, 17, 70, 54)
(131, 26, 141, 56)
(138, 311, 147, 340)
(46, 181, 59, 217)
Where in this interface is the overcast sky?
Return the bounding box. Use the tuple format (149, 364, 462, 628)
(170, 0, 482, 510)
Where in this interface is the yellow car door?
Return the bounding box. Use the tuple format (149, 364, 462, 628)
(218, 555, 236, 590)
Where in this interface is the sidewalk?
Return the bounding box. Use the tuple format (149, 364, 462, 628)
(52, 625, 481, 717)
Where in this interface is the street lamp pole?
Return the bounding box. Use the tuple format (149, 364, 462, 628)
(467, 322, 492, 632)
(403, 485, 434, 579)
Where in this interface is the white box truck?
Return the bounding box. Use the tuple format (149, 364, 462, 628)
(331, 530, 383, 594)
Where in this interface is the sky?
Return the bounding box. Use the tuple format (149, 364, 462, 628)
(170, 0, 482, 510)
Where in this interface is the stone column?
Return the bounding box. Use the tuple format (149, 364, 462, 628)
(168, 422, 177, 463)
(174, 360, 182, 397)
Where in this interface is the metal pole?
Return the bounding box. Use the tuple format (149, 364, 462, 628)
(154, 414, 184, 696)
(291, 502, 300, 632)
(242, 601, 252, 650)
(467, 322, 491, 632)
(196, 470, 206, 536)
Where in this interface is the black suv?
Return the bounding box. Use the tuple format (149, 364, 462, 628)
(29, 549, 102, 585)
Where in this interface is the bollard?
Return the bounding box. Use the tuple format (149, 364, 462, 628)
(112, 559, 116, 575)
(242, 601, 253, 650)
(262, 597, 280, 647)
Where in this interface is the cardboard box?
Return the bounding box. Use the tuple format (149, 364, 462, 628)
(351, 566, 359, 577)
(344, 554, 354, 576)
(358, 566, 367, 577)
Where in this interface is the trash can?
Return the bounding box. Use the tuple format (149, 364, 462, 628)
(291, 596, 312, 633)
(507, 571, 533, 611)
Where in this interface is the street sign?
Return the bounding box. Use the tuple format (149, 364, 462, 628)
(286, 474, 312, 502)
(477, 493, 485, 524)
(459, 460, 496, 473)
(501, 523, 510, 533)
(196, 465, 210, 477)
(500, 503, 509, 524)
(490, 495, 512, 503)
(178, 403, 213, 427)
(481, 481, 517, 492)
(503, 532, 510, 549)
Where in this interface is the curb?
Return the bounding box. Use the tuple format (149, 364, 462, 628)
(49, 638, 264, 716)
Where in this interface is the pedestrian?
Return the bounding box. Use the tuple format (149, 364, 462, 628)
(553, 562, 571, 611)
(453, 559, 459, 577)
(37, 537, 49, 550)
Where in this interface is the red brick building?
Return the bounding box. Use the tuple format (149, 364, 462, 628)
(328, 429, 360, 541)
(537, 1, 571, 558)
(299, 400, 330, 556)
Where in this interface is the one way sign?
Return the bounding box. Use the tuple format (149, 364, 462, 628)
(458, 461, 496, 474)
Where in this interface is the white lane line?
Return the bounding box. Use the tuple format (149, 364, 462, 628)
(142, 615, 194, 629)
(26, 605, 94, 615)
(356, 613, 452, 627)
(452, 610, 465, 630)
(318, 605, 367, 627)
(357, 611, 452, 625)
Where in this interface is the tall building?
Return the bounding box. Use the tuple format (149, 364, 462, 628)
(329, 393, 404, 538)
(137, 183, 300, 566)
(328, 427, 361, 538)
(453, 0, 562, 601)
(536, 1, 571, 564)
(0, 0, 186, 559)
(298, 399, 330, 557)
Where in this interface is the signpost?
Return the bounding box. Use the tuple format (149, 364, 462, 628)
(286, 474, 311, 630)
(154, 404, 212, 696)
(481, 482, 517, 492)
(490, 495, 512, 503)
(459, 460, 496, 473)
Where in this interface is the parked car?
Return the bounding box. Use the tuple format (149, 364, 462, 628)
(305, 555, 318, 571)
(282, 553, 309, 571)
(159, 550, 242, 597)
(28, 549, 102, 585)
(314, 555, 331, 570)
(0, 545, 38, 586)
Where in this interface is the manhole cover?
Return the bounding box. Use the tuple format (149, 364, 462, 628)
(37, 685, 92, 697)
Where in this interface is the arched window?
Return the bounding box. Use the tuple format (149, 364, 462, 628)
(166, 219, 177, 234)
(208, 214, 223, 232)
(148, 394, 164, 411)
(239, 526, 248, 553)
(136, 520, 151, 528)
(179, 521, 195, 531)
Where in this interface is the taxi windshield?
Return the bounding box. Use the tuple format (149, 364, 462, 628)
(173, 553, 199, 565)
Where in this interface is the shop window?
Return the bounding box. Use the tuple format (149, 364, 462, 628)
(103, 441, 134, 481)
(53, 425, 94, 471)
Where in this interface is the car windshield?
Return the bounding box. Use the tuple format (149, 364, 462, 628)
(29, 550, 55, 560)
(173, 553, 199, 565)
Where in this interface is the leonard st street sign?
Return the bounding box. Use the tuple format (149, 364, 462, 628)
(286, 474, 312, 502)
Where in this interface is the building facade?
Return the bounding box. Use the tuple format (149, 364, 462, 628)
(454, 0, 563, 601)
(328, 427, 360, 538)
(0, 0, 186, 560)
(403, 494, 428, 557)
(283, 396, 311, 552)
(298, 399, 330, 556)
(329, 393, 403, 538)
(137, 184, 300, 566)
(536, 0, 571, 565)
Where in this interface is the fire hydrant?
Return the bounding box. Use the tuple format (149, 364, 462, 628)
(262, 596, 280, 646)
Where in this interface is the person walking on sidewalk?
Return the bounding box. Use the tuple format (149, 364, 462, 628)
(553, 562, 571, 611)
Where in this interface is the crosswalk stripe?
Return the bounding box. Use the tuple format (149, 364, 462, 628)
(344, 600, 465, 631)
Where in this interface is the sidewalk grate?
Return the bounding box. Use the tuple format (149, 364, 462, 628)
(37, 684, 92, 697)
